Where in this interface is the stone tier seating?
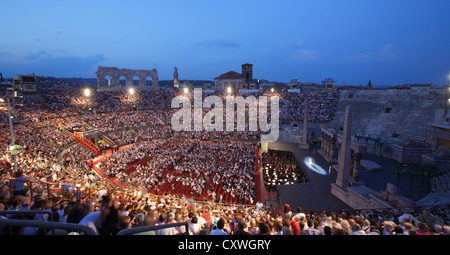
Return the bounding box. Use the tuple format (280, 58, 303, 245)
(328, 89, 445, 148)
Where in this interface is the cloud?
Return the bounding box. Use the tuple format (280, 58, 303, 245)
(377, 43, 399, 61)
(53, 31, 65, 36)
(0, 51, 14, 57)
(290, 49, 318, 61)
(24, 50, 67, 61)
(25, 50, 52, 60)
(343, 51, 373, 63)
(193, 40, 240, 49)
(0, 51, 105, 77)
(343, 44, 400, 63)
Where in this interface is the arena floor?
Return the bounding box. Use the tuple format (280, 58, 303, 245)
(267, 142, 350, 211)
(267, 141, 432, 211)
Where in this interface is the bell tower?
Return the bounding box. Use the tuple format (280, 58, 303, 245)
(241, 63, 253, 84)
(173, 67, 179, 88)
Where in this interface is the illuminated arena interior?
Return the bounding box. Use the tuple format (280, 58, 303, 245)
(0, 85, 449, 235)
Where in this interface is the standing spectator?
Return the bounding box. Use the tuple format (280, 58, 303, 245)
(282, 204, 292, 219)
(416, 209, 436, 231)
(100, 199, 120, 235)
(398, 208, 416, 225)
(295, 206, 306, 222)
(12, 171, 29, 196)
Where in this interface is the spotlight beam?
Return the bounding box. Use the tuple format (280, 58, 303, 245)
(303, 156, 328, 175)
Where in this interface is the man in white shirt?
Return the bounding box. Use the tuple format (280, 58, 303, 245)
(398, 208, 416, 225)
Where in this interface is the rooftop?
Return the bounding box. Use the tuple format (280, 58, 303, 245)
(214, 70, 243, 80)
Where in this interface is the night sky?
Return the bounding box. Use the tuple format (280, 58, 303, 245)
(1, 0, 449, 86)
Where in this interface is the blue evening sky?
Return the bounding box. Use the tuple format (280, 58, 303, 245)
(0, 0, 449, 86)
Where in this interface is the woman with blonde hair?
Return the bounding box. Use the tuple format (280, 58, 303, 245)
(382, 221, 395, 235)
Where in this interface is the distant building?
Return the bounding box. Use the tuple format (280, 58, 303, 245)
(322, 78, 335, 89)
(56, 84, 75, 92)
(387, 83, 433, 90)
(204, 82, 212, 90)
(214, 63, 257, 91)
(12, 74, 38, 93)
(289, 79, 300, 89)
(241, 63, 253, 84)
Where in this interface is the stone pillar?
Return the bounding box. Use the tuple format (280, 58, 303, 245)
(337, 141, 341, 161)
(139, 76, 146, 87)
(329, 136, 333, 157)
(329, 137, 335, 161)
(111, 75, 120, 87)
(352, 152, 361, 183)
(151, 69, 159, 90)
(97, 75, 105, 88)
(126, 75, 133, 87)
(321, 134, 325, 152)
(349, 153, 354, 178)
(336, 105, 352, 189)
(153, 77, 159, 89)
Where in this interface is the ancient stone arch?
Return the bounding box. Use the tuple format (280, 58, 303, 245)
(96, 66, 159, 91)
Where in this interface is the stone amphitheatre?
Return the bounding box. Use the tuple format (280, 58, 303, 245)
(2, 66, 449, 216)
(276, 85, 449, 210)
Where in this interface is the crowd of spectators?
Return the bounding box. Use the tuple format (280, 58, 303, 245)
(267, 88, 339, 122)
(0, 88, 448, 236)
(1, 191, 448, 235)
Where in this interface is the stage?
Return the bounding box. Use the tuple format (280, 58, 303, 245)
(265, 142, 351, 211)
